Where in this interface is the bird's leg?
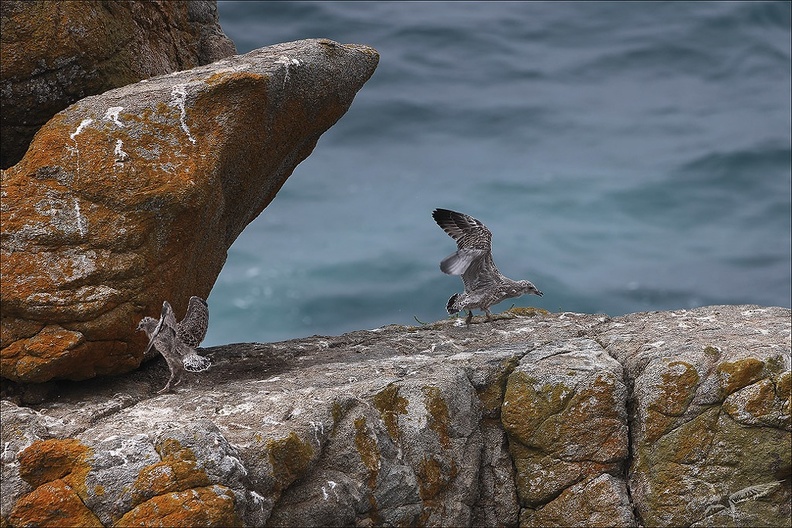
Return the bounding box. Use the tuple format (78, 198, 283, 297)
(465, 310, 473, 327)
(485, 308, 492, 322)
(157, 379, 173, 394)
(157, 371, 177, 394)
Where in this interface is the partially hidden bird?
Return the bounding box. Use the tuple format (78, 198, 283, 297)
(137, 296, 211, 393)
(432, 208, 543, 326)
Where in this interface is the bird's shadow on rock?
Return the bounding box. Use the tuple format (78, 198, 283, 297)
(0, 342, 301, 409)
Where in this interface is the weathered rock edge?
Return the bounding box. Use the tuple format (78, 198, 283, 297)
(1, 38, 380, 383)
(1, 305, 789, 527)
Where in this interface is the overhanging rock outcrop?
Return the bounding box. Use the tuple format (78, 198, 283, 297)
(0, 38, 380, 383)
(1, 305, 789, 527)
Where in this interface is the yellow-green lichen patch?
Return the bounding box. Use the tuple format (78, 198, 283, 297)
(372, 384, 408, 442)
(541, 375, 626, 462)
(130, 438, 211, 507)
(731, 379, 777, 417)
(718, 357, 765, 396)
(506, 306, 550, 317)
(777, 371, 791, 401)
(423, 387, 451, 449)
(266, 432, 315, 492)
(353, 417, 380, 489)
(765, 355, 788, 375)
(502, 372, 575, 446)
(331, 401, 345, 426)
(418, 456, 443, 500)
(703, 345, 721, 359)
(417, 456, 459, 502)
(204, 71, 267, 87)
(477, 355, 522, 417)
(653, 407, 720, 465)
(644, 361, 699, 444)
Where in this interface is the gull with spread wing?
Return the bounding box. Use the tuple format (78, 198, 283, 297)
(433, 208, 543, 326)
(137, 296, 211, 393)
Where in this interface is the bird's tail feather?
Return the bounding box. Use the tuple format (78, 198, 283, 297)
(183, 353, 211, 372)
(446, 294, 461, 315)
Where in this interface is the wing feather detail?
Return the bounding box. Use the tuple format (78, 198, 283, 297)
(178, 296, 209, 348)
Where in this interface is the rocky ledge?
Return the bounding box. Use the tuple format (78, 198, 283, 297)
(1, 304, 789, 527)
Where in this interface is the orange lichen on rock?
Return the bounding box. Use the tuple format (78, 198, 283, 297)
(114, 485, 241, 528)
(9, 479, 103, 528)
(130, 438, 211, 507)
(18, 438, 92, 489)
(10, 439, 98, 527)
(0, 0, 236, 168)
(2, 328, 133, 383)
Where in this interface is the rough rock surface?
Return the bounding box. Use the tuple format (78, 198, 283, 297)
(0, 0, 237, 169)
(1, 305, 789, 527)
(0, 38, 380, 383)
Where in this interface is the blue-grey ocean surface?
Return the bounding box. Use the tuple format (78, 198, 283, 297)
(204, 1, 792, 346)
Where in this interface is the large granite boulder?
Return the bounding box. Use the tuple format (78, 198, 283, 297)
(0, 38, 380, 383)
(0, 0, 237, 169)
(1, 305, 789, 527)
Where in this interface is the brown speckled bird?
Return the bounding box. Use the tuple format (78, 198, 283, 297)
(433, 208, 543, 326)
(137, 296, 211, 393)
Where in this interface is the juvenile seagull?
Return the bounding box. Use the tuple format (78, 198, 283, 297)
(432, 208, 543, 326)
(136, 296, 211, 393)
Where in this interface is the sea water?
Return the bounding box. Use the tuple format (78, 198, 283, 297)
(203, 1, 791, 345)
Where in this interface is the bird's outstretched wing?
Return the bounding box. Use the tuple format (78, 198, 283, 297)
(433, 209, 501, 290)
(432, 208, 493, 250)
(178, 296, 209, 348)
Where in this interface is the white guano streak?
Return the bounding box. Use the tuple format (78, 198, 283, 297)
(103, 106, 125, 127)
(170, 84, 196, 144)
(69, 118, 94, 140)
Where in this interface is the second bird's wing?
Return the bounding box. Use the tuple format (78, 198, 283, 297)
(178, 296, 209, 348)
